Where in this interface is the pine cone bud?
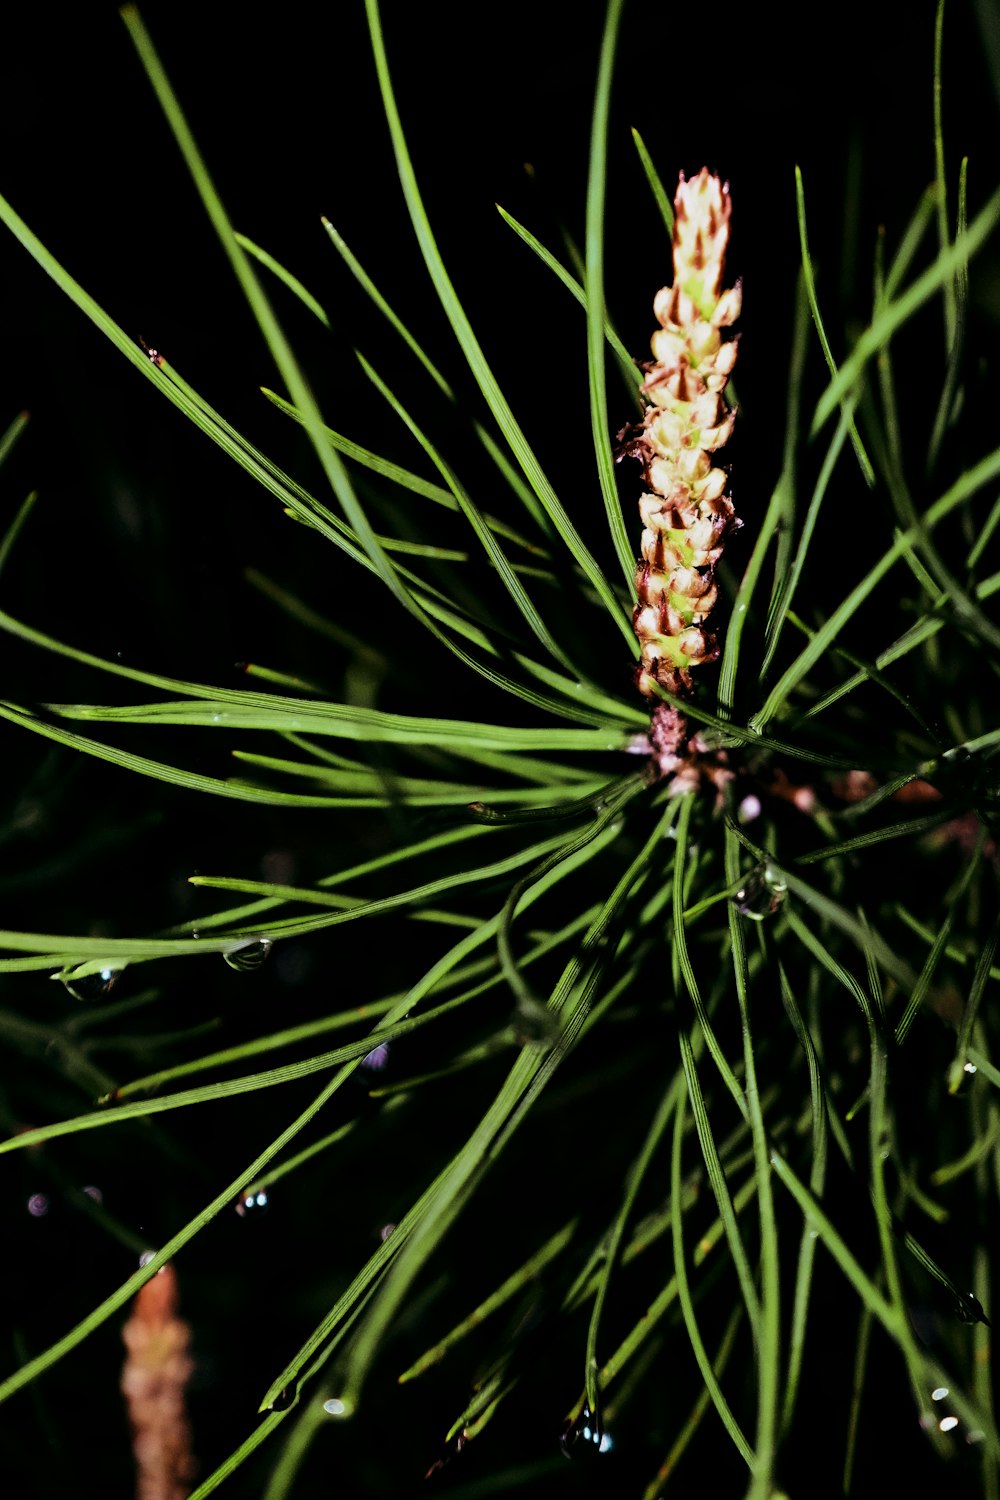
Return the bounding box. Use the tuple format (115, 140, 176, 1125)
(625, 168, 740, 703)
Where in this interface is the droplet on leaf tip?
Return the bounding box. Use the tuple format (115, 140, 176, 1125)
(59, 965, 122, 1001)
(560, 1405, 610, 1461)
(732, 861, 787, 921)
(235, 1189, 269, 1217)
(223, 937, 273, 972)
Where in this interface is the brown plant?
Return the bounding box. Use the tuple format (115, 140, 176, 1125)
(120, 1264, 196, 1500)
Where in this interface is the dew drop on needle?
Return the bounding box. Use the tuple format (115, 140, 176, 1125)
(222, 938, 273, 972)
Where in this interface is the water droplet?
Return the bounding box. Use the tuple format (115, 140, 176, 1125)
(738, 793, 762, 824)
(81, 1185, 103, 1205)
(235, 1189, 269, 1217)
(939, 1415, 960, 1433)
(931, 1386, 949, 1402)
(379, 1223, 396, 1242)
(732, 861, 787, 921)
(270, 1384, 297, 1412)
(59, 965, 122, 1001)
(360, 1043, 390, 1073)
(323, 1396, 353, 1418)
(953, 1290, 989, 1326)
(560, 1405, 610, 1460)
(223, 938, 273, 972)
(26, 1192, 49, 1218)
(138, 1249, 157, 1268)
(948, 1056, 978, 1095)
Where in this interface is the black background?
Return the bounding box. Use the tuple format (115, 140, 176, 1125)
(0, 2, 998, 1496)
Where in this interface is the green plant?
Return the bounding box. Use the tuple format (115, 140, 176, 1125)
(1, 3, 999, 1496)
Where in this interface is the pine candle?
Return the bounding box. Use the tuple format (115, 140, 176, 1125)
(624, 167, 740, 702)
(620, 168, 741, 790)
